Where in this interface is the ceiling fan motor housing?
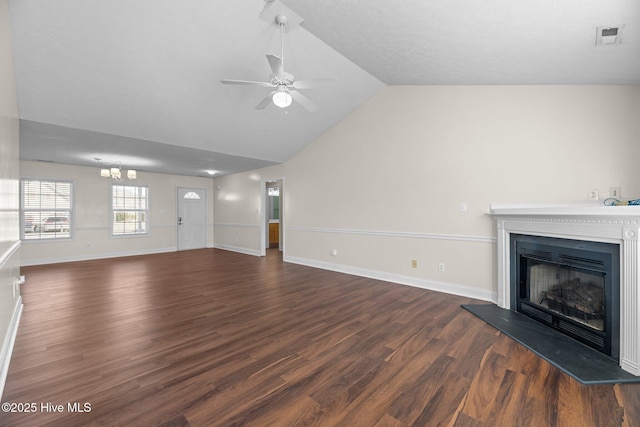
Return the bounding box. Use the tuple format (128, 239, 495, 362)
(271, 72, 295, 86)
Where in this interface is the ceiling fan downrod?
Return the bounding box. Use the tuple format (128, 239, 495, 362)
(275, 15, 287, 70)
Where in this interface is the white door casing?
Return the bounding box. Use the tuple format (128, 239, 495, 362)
(261, 178, 284, 256)
(177, 188, 207, 251)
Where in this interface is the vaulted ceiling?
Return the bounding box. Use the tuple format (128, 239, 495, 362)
(10, 0, 639, 177)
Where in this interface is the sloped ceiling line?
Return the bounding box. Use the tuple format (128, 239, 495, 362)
(10, 0, 638, 176)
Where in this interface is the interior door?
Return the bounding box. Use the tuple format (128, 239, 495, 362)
(177, 188, 207, 251)
(264, 179, 283, 253)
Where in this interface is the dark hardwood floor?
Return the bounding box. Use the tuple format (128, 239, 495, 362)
(1, 248, 639, 427)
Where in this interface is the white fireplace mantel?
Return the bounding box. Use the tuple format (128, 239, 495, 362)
(490, 201, 640, 376)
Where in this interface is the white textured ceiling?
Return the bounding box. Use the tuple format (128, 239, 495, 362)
(282, 0, 640, 85)
(10, 0, 384, 177)
(9, 0, 640, 177)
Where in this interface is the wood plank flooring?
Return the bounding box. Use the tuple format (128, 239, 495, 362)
(1, 248, 639, 427)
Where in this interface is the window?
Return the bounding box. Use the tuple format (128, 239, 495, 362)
(112, 184, 148, 236)
(183, 191, 200, 200)
(21, 178, 73, 240)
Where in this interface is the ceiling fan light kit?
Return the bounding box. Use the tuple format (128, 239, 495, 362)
(272, 89, 292, 108)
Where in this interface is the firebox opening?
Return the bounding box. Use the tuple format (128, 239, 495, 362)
(510, 234, 620, 360)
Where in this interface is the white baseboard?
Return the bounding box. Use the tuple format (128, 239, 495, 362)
(0, 298, 23, 402)
(20, 246, 178, 267)
(212, 243, 261, 257)
(284, 255, 497, 303)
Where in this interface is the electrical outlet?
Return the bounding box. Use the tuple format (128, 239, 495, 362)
(610, 187, 621, 198)
(588, 189, 599, 200)
(438, 262, 445, 272)
(411, 259, 417, 268)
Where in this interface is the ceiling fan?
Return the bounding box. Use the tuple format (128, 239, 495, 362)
(221, 15, 334, 112)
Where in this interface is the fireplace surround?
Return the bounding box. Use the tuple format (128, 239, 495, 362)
(491, 202, 640, 376)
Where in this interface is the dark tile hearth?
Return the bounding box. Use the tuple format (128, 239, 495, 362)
(462, 304, 640, 385)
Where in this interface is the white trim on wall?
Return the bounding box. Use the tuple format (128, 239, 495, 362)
(212, 243, 261, 257)
(284, 255, 496, 303)
(0, 241, 21, 270)
(211, 223, 263, 256)
(260, 181, 267, 256)
(285, 226, 496, 244)
(213, 223, 260, 229)
(0, 297, 22, 402)
(20, 246, 177, 267)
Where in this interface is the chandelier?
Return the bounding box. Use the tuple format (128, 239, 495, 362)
(95, 158, 137, 181)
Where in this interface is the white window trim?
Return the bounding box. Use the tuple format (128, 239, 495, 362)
(20, 177, 74, 241)
(111, 183, 149, 237)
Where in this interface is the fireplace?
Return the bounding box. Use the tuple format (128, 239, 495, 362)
(511, 234, 619, 359)
(491, 201, 640, 376)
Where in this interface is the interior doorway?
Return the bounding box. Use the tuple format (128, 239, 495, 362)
(262, 179, 283, 256)
(177, 187, 207, 251)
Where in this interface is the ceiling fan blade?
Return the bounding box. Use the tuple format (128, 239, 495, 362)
(255, 92, 276, 110)
(290, 91, 318, 112)
(292, 78, 338, 90)
(221, 79, 273, 88)
(266, 54, 284, 80)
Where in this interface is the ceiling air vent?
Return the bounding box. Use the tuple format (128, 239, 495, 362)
(596, 25, 624, 46)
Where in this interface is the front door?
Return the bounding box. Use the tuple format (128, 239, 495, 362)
(177, 188, 207, 251)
